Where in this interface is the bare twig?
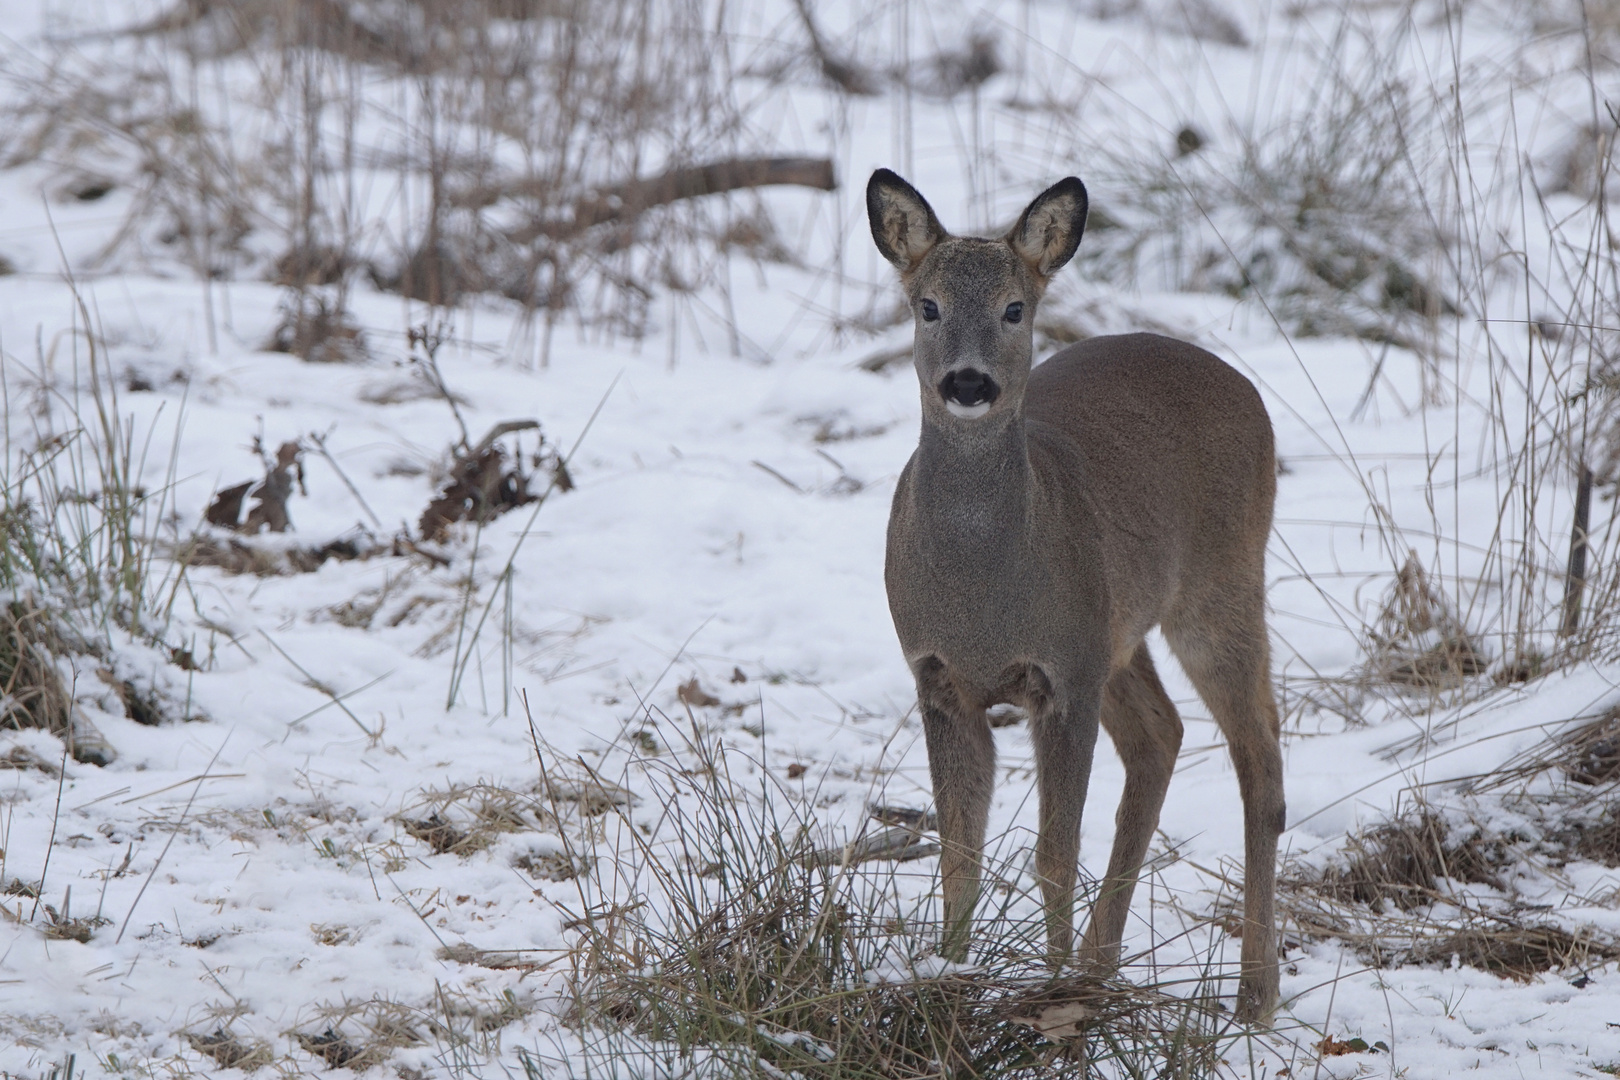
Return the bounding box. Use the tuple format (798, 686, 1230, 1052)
(28, 740, 71, 923)
(260, 632, 379, 739)
(446, 374, 620, 709)
(306, 430, 382, 530)
(788, 0, 878, 95)
(751, 461, 805, 493)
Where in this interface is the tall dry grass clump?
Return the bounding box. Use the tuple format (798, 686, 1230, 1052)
(1, 0, 821, 363)
(519, 716, 1283, 1079)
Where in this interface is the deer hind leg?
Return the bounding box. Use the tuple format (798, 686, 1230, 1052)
(915, 657, 996, 963)
(1164, 602, 1284, 1024)
(1025, 667, 1103, 965)
(1077, 642, 1183, 970)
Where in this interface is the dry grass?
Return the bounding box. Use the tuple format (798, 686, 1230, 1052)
(393, 773, 626, 858)
(524, 721, 1277, 1080)
(1279, 780, 1620, 984)
(1023, 0, 1620, 707)
(1562, 709, 1620, 787)
(1360, 555, 1489, 694)
(184, 1028, 275, 1071)
(1476, 707, 1620, 796)
(0, 297, 198, 768)
(0, 598, 73, 740)
(0, 0, 790, 358)
(173, 986, 538, 1074)
(1303, 809, 1508, 912)
(1070, 9, 1453, 352)
(1403, 921, 1618, 982)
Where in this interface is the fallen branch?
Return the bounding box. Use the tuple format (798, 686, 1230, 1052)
(484, 157, 836, 243)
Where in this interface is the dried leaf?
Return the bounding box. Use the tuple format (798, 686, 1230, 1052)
(204, 481, 252, 528)
(1316, 1035, 1368, 1056)
(418, 424, 551, 542)
(676, 677, 720, 708)
(1009, 1000, 1092, 1040)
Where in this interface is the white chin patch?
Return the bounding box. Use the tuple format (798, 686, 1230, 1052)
(945, 400, 991, 420)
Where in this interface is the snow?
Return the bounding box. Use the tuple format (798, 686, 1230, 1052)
(3, 0, 1620, 1075)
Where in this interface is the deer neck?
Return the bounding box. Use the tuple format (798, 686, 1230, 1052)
(912, 412, 1034, 545)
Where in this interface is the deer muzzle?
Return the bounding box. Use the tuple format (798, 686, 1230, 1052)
(939, 368, 1000, 419)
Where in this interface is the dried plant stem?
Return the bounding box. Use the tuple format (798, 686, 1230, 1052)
(27, 740, 71, 923)
(115, 737, 229, 944)
(1560, 463, 1593, 638)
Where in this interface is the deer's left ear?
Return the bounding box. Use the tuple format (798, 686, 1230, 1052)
(1007, 177, 1088, 284)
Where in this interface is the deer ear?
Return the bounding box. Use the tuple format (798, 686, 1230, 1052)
(1008, 177, 1088, 283)
(867, 169, 948, 275)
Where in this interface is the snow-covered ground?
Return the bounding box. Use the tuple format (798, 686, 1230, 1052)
(4, 0, 1620, 1075)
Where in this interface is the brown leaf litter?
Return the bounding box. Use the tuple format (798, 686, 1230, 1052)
(676, 676, 721, 708)
(418, 420, 569, 543)
(174, 531, 415, 577)
(205, 440, 306, 534)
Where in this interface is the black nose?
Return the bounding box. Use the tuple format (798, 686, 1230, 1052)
(939, 368, 1000, 407)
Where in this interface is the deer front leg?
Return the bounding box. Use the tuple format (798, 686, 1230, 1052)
(916, 659, 995, 963)
(1028, 677, 1103, 965)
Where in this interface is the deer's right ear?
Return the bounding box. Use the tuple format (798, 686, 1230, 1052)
(867, 169, 947, 275)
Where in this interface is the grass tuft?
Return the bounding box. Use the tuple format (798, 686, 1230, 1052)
(525, 722, 1275, 1079)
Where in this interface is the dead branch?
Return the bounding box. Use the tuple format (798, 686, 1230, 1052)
(484, 157, 836, 243)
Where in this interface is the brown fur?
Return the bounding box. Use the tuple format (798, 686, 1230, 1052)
(868, 169, 1284, 1023)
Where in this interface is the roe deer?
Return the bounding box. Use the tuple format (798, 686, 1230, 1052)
(866, 169, 1283, 1022)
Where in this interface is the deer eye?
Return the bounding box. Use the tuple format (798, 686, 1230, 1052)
(920, 299, 940, 322)
(1004, 302, 1024, 324)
